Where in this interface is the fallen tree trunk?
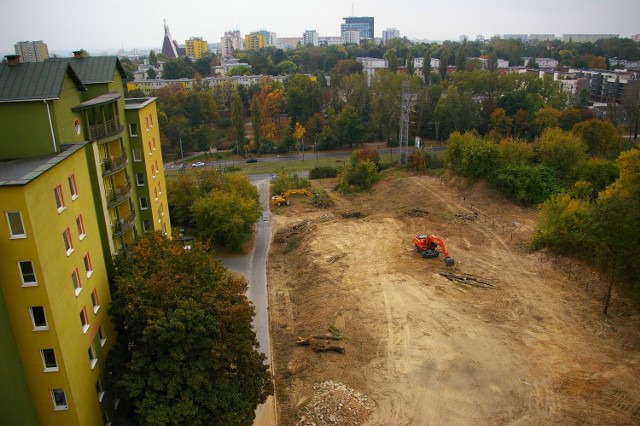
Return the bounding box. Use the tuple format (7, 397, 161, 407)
(439, 271, 495, 288)
(296, 336, 345, 353)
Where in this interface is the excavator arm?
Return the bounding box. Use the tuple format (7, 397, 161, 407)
(414, 234, 455, 266)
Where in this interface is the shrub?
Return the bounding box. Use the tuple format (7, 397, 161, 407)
(489, 164, 562, 205)
(337, 159, 379, 192)
(309, 166, 338, 179)
(271, 170, 310, 195)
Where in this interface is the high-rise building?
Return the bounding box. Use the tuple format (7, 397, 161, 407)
(342, 31, 360, 45)
(161, 20, 180, 58)
(303, 30, 319, 47)
(185, 37, 208, 59)
(562, 33, 618, 43)
(0, 51, 170, 425)
(257, 30, 277, 47)
(382, 28, 400, 45)
(341, 16, 374, 40)
(14, 41, 49, 63)
(221, 30, 243, 58)
(245, 32, 267, 50)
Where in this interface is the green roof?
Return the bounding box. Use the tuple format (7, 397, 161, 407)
(51, 56, 127, 84)
(0, 61, 85, 102)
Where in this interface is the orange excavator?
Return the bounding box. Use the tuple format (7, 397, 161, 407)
(414, 234, 455, 266)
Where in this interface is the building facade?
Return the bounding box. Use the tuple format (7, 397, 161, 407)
(221, 30, 243, 58)
(245, 32, 267, 50)
(0, 52, 170, 425)
(14, 41, 49, 63)
(185, 37, 208, 59)
(562, 33, 618, 43)
(341, 16, 374, 40)
(382, 28, 400, 45)
(342, 30, 360, 45)
(303, 30, 319, 47)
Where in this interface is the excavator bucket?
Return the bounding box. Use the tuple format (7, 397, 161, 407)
(444, 256, 455, 267)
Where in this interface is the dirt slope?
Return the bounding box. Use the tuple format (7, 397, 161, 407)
(267, 171, 640, 425)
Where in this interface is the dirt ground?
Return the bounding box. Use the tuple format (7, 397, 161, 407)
(267, 170, 640, 426)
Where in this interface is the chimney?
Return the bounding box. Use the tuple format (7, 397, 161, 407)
(73, 50, 83, 59)
(5, 55, 21, 65)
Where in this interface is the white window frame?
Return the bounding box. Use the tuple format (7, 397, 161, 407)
(72, 268, 82, 296)
(98, 326, 107, 347)
(88, 344, 97, 369)
(63, 228, 74, 256)
(30, 306, 48, 331)
(40, 348, 58, 372)
(136, 173, 145, 186)
(76, 215, 86, 241)
(132, 147, 142, 161)
(80, 307, 90, 334)
(18, 260, 37, 286)
(84, 253, 93, 278)
(6, 211, 26, 239)
(142, 220, 152, 232)
(68, 175, 79, 200)
(54, 185, 65, 213)
(51, 388, 68, 411)
(140, 197, 149, 210)
(91, 289, 100, 314)
(129, 122, 138, 137)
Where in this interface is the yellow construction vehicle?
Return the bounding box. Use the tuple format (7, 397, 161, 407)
(271, 189, 315, 206)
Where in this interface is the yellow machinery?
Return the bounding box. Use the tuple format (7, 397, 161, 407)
(271, 189, 315, 206)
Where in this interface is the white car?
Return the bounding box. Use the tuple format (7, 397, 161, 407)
(192, 162, 205, 167)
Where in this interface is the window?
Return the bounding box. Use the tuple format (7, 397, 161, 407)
(154, 187, 158, 201)
(71, 268, 82, 296)
(155, 160, 159, 175)
(129, 122, 138, 137)
(6, 211, 26, 238)
(157, 182, 162, 195)
(98, 325, 107, 347)
(83, 253, 93, 278)
(152, 137, 156, 151)
(150, 115, 154, 127)
(76, 215, 86, 240)
(88, 344, 97, 369)
(96, 379, 105, 402)
(136, 173, 144, 186)
(132, 147, 142, 161)
(18, 261, 37, 286)
(80, 307, 90, 334)
(151, 165, 155, 179)
(51, 389, 68, 411)
(91, 289, 100, 313)
(41, 349, 58, 372)
(63, 228, 73, 256)
(30, 306, 48, 330)
(148, 141, 152, 155)
(145, 117, 149, 131)
(54, 185, 65, 212)
(140, 197, 148, 210)
(68, 175, 79, 200)
(142, 220, 151, 232)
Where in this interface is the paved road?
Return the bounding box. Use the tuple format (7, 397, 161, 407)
(221, 174, 276, 425)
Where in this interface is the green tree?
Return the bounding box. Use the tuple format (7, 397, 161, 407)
(337, 157, 379, 192)
(250, 96, 261, 146)
(146, 67, 157, 79)
(488, 108, 513, 137)
(535, 127, 587, 179)
(455, 41, 467, 71)
(149, 50, 158, 67)
(572, 119, 623, 158)
(439, 48, 450, 80)
(231, 93, 245, 146)
(335, 104, 363, 147)
(497, 137, 534, 165)
(407, 50, 415, 76)
(423, 49, 432, 85)
(385, 48, 399, 72)
(108, 233, 272, 425)
(623, 81, 640, 139)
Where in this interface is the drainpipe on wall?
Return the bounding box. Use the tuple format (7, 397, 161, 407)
(43, 100, 57, 152)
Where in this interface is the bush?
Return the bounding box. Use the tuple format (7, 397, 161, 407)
(489, 164, 562, 205)
(337, 159, 379, 192)
(309, 166, 338, 179)
(271, 170, 310, 195)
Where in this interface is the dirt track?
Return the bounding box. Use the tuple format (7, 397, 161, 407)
(267, 171, 640, 425)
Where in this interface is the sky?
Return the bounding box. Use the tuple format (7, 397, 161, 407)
(2, 0, 639, 54)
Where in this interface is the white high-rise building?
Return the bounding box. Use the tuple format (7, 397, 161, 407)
(14, 40, 49, 62)
(221, 30, 243, 58)
(303, 30, 319, 47)
(382, 28, 400, 45)
(343, 31, 360, 44)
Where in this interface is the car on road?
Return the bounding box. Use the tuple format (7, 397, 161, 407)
(192, 161, 205, 167)
(246, 158, 258, 163)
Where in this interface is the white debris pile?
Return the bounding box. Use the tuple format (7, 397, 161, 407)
(297, 381, 372, 426)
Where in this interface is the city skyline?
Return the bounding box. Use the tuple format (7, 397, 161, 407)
(2, 0, 639, 54)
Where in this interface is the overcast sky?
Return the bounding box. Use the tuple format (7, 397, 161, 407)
(2, 0, 639, 54)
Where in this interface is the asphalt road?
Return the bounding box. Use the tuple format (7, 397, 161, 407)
(221, 175, 276, 425)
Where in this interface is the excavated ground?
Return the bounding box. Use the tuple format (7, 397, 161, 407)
(267, 170, 640, 425)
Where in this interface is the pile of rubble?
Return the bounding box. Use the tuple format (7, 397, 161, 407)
(297, 381, 372, 426)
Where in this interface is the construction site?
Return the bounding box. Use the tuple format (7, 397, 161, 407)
(267, 170, 640, 425)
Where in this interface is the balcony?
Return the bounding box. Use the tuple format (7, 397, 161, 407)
(101, 151, 128, 176)
(111, 210, 136, 237)
(89, 117, 123, 143)
(106, 178, 132, 208)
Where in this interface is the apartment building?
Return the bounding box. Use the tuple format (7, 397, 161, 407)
(0, 52, 170, 425)
(303, 30, 319, 47)
(382, 28, 400, 45)
(185, 37, 208, 59)
(221, 30, 243, 58)
(245, 32, 267, 50)
(14, 40, 49, 63)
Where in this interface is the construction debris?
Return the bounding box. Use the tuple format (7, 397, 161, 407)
(296, 335, 345, 353)
(405, 207, 430, 217)
(297, 381, 372, 426)
(452, 212, 478, 224)
(439, 271, 496, 288)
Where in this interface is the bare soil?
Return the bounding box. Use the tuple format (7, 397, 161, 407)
(267, 170, 640, 425)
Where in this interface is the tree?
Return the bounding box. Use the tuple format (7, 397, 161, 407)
(439, 48, 450, 80)
(407, 50, 415, 76)
(455, 41, 467, 71)
(108, 233, 272, 425)
(622, 81, 640, 140)
(385, 48, 398, 72)
(146, 67, 157, 79)
(335, 104, 363, 147)
(423, 49, 432, 85)
(572, 119, 623, 158)
(231, 94, 245, 146)
(149, 50, 158, 67)
(535, 127, 587, 180)
(489, 108, 513, 137)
